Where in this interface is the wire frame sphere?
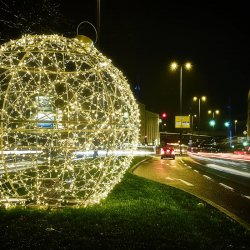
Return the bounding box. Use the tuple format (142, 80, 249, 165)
(0, 34, 140, 207)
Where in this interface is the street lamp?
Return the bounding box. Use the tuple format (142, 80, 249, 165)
(170, 61, 192, 156)
(189, 114, 197, 133)
(234, 120, 238, 136)
(170, 61, 192, 115)
(193, 96, 206, 133)
(208, 109, 220, 118)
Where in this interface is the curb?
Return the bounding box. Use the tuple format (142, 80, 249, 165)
(129, 156, 151, 173)
(131, 156, 250, 231)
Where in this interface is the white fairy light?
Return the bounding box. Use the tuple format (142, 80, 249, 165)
(0, 34, 140, 207)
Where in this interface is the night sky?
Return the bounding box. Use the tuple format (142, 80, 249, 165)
(1, 0, 250, 132)
(60, 1, 249, 124)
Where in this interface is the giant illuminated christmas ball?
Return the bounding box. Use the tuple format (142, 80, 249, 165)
(0, 34, 140, 207)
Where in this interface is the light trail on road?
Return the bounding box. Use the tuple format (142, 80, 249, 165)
(205, 163, 250, 178)
(190, 152, 250, 162)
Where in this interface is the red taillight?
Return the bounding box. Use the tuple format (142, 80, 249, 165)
(160, 148, 165, 155)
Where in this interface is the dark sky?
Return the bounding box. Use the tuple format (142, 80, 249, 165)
(8, 1, 250, 130)
(61, 1, 249, 124)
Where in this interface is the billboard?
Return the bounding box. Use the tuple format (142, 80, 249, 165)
(175, 116, 190, 128)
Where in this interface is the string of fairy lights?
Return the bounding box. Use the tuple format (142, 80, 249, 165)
(0, 34, 140, 207)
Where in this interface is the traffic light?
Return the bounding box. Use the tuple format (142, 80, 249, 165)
(209, 120, 215, 127)
(160, 112, 167, 132)
(224, 121, 230, 127)
(161, 112, 167, 119)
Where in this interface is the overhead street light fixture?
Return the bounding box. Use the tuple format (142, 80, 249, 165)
(170, 61, 192, 155)
(208, 109, 220, 118)
(170, 61, 192, 115)
(193, 96, 206, 133)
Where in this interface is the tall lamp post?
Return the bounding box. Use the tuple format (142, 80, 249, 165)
(193, 96, 206, 133)
(170, 61, 192, 155)
(170, 62, 192, 114)
(208, 109, 220, 119)
(191, 114, 197, 133)
(234, 120, 238, 136)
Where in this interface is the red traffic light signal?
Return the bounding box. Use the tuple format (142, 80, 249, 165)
(162, 112, 167, 119)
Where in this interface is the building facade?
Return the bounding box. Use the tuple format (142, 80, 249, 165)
(137, 102, 160, 146)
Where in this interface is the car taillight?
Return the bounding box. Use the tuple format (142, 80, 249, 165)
(171, 150, 175, 155)
(160, 148, 165, 155)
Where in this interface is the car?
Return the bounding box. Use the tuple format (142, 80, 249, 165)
(160, 147, 175, 159)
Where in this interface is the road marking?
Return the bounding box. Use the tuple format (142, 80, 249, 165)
(166, 177, 175, 181)
(241, 194, 250, 200)
(180, 160, 192, 169)
(219, 183, 234, 191)
(194, 170, 199, 173)
(161, 163, 169, 166)
(202, 175, 214, 181)
(192, 160, 204, 166)
(165, 177, 194, 186)
(177, 179, 194, 186)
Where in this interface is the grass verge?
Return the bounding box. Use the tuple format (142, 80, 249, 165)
(0, 156, 249, 250)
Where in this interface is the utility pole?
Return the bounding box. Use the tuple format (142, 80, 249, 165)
(96, 0, 101, 46)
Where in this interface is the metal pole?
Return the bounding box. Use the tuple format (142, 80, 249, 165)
(234, 120, 237, 136)
(198, 98, 201, 133)
(96, 0, 101, 45)
(180, 66, 183, 115)
(192, 115, 193, 132)
(179, 66, 183, 156)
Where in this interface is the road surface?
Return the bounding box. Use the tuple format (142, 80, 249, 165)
(132, 154, 250, 229)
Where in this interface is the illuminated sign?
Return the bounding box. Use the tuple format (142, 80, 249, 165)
(175, 116, 190, 128)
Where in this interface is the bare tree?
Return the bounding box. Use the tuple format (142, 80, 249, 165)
(0, 0, 74, 42)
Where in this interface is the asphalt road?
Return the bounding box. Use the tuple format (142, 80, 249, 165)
(132, 155, 250, 229)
